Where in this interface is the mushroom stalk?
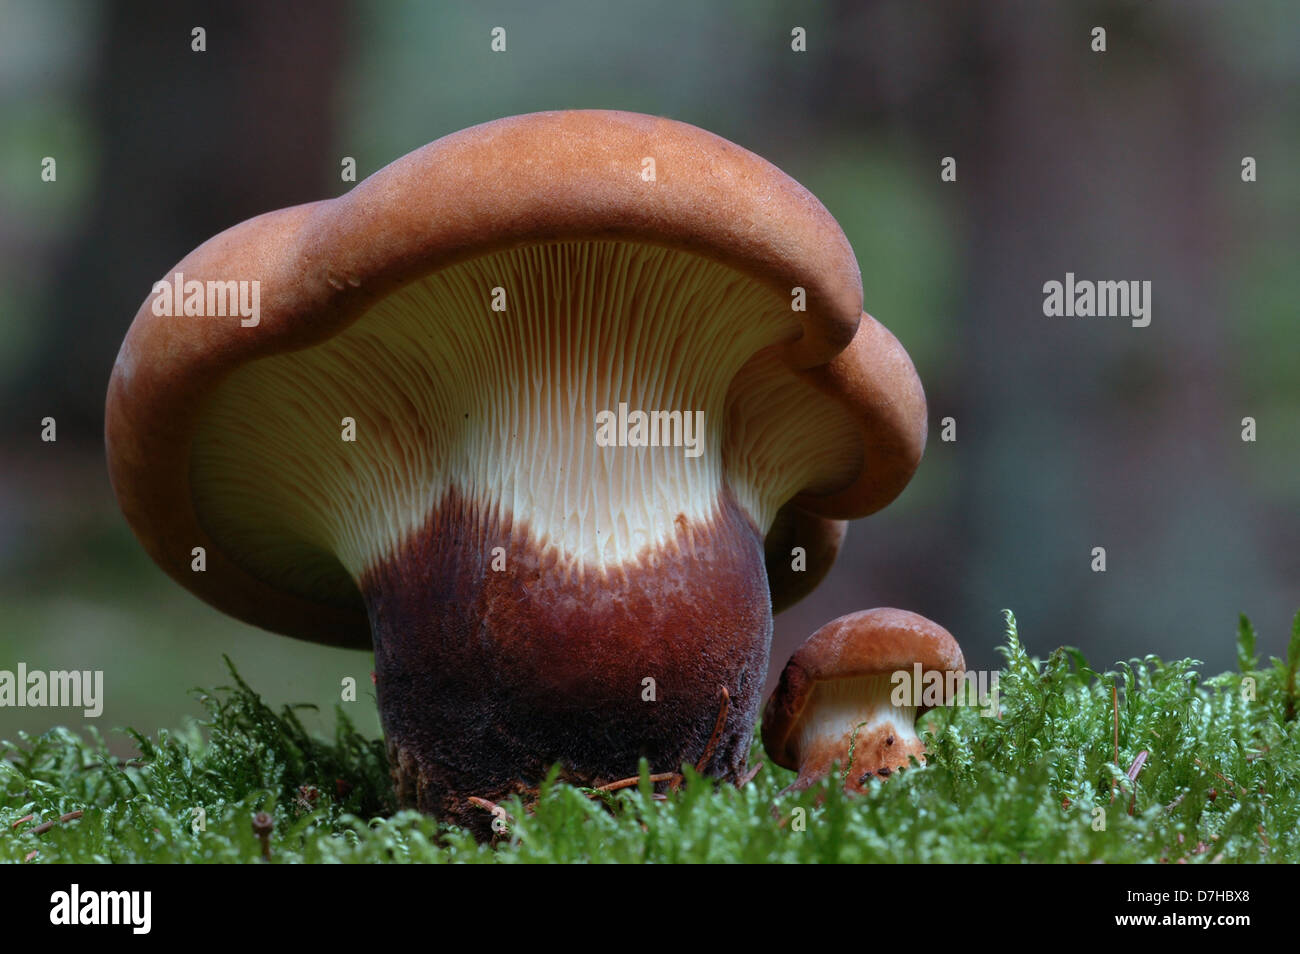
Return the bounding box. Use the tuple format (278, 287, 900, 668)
(364, 489, 772, 824)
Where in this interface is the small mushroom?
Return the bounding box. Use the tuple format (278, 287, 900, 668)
(762, 608, 964, 794)
(106, 111, 928, 825)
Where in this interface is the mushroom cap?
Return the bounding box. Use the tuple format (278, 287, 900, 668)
(106, 110, 926, 647)
(763, 503, 847, 615)
(762, 608, 964, 771)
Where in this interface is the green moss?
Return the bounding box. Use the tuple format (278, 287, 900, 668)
(4, 611, 1298, 863)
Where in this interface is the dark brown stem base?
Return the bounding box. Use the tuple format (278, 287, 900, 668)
(362, 488, 772, 835)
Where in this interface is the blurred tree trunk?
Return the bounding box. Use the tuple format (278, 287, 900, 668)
(770, 0, 1249, 677)
(13, 0, 346, 439)
(947, 3, 1249, 658)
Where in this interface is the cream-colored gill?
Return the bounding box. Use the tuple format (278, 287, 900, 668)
(190, 240, 863, 605)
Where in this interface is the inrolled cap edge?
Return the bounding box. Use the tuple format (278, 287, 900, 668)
(788, 314, 929, 521)
(764, 503, 847, 615)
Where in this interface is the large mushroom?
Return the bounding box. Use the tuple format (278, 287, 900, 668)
(105, 110, 927, 825)
(763, 608, 965, 794)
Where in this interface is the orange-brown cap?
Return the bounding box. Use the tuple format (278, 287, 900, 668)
(763, 503, 847, 615)
(762, 608, 964, 772)
(105, 110, 927, 647)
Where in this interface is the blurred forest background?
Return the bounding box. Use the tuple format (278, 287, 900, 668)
(1, 0, 1296, 747)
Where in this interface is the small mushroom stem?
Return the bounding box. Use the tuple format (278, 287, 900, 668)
(793, 677, 924, 793)
(362, 490, 772, 830)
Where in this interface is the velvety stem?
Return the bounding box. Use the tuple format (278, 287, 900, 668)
(361, 487, 772, 830)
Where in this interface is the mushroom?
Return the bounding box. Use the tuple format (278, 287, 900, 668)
(763, 608, 964, 794)
(105, 110, 927, 826)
